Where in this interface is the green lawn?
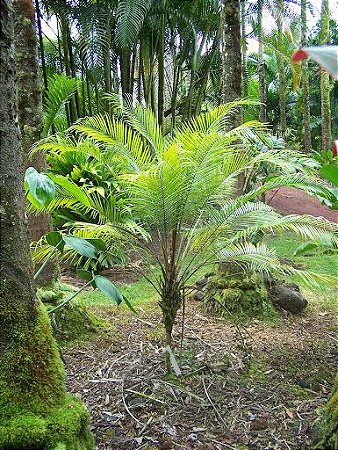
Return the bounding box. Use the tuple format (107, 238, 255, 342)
(266, 234, 338, 277)
(77, 234, 337, 313)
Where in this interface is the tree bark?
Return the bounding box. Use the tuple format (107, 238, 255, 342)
(0, 2, 93, 447)
(276, 0, 287, 138)
(301, 0, 312, 152)
(221, 0, 242, 128)
(320, 0, 331, 152)
(14, 0, 57, 286)
(221, 0, 244, 194)
(240, 0, 248, 98)
(257, 0, 266, 122)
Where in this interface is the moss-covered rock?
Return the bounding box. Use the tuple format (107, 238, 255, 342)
(316, 373, 338, 449)
(202, 263, 275, 319)
(37, 283, 108, 343)
(0, 301, 94, 450)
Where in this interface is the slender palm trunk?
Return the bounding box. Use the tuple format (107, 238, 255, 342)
(276, 0, 286, 138)
(301, 0, 312, 152)
(240, 0, 248, 98)
(59, 11, 77, 124)
(157, 0, 165, 128)
(221, 0, 242, 127)
(320, 0, 331, 152)
(120, 50, 131, 96)
(257, 0, 266, 122)
(34, 0, 48, 92)
(171, 63, 179, 131)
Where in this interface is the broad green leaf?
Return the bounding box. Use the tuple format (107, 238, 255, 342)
(46, 231, 65, 251)
(84, 238, 107, 252)
(94, 275, 123, 304)
(26, 191, 44, 210)
(25, 167, 55, 206)
(320, 164, 338, 187)
(293, 241, 319, 256)
(63, 235, 97, 259)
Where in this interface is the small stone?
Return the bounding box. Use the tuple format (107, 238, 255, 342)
(193, 291, 205, 301)
(195, 277, 208, 288)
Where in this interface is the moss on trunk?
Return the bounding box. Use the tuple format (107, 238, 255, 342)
(316, 373, 338, 449)
(0, 2, 94, 448)
(0, 301, 94, 449)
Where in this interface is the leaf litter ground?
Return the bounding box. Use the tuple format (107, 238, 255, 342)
(63, 296, 337, 450)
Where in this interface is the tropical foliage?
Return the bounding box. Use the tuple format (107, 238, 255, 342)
(29, 102, 338, 370)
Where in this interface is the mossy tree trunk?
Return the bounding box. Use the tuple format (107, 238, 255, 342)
(0, 1, 93, 448)
(13, 0, 57, 287)
(319, 0, 331, 153)
(316, 372, 338, 449)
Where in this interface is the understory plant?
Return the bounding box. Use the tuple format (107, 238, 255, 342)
(30, 100, 338, 371)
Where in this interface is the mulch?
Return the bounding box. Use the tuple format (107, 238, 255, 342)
(63, 302, 338, 450)
(61, 187, 338, 449)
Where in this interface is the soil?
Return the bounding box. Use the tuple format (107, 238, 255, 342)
(266, 187, 338, 223)
(63, 301, 338, 450)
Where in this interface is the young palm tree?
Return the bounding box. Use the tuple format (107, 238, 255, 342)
(34, 101, 338, 371)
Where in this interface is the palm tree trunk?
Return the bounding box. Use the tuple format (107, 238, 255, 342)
(221, 0, 242, 128)
(276, 0, 286, 138)
(59, 10, 77, 124)
(158, 0, 165, 128)
(221, 0, 244, 194)
(320, 0, 331, 152)
(34, 0, 48, 92)
(171, 64, 179, 131)
(301, 0, 312, 152)
(257, 0, 266, 122)
(120, 50, 131, 96)
(240, 0, 248, 98)
(0, 2, 93, 446)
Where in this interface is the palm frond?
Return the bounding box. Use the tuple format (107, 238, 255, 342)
(73, 114, 153, 171)
(43, 74, 78, 136)
(115, 0, 153, 50)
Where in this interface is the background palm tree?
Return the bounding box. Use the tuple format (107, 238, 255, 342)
(319, 0, 332, 152)
(301, 0, 312, 152)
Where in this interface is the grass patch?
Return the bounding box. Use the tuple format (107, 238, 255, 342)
(78, 275, 159, 309)
(266, 234, 337, 277)
(266, 234, 338, 313)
